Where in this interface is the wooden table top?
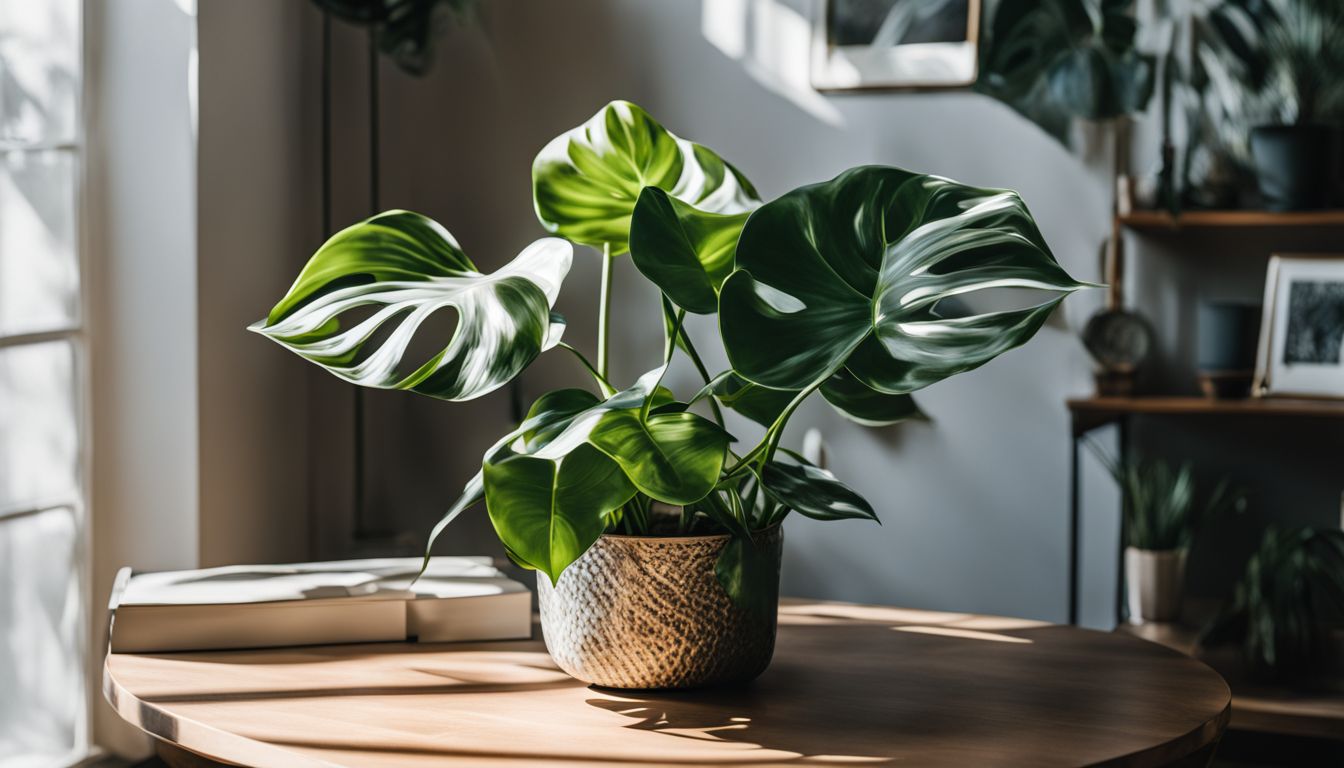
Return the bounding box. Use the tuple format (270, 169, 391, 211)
(104, 600, 1231, 768)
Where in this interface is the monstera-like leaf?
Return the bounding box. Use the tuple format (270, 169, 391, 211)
(251, 210, 571, 402)
(629, 187, 749, 313)
(532, 100, 759, 254)
(761, 455, 879, 523)
(706, 371, 924, 428)
(720, 166, 1086, 394)
(483, 370, 732, 582)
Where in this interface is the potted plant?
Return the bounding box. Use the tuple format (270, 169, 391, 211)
(1202, 527, 1344, 681)
(1198, 0, 1344, 210)
(1093, 448, 1244, 623)
(251, 101, 1087, 688)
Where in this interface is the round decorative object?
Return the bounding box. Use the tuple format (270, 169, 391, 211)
(536, 527, 782, 689)
(1082, 308, 1152, 371)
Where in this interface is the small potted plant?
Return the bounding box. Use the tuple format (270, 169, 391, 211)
(1198, 0, 1344, 210)
(1093, 448, 1244, 624)
(252, 101, 1086, 688)
(1201, 527, 1344, 681)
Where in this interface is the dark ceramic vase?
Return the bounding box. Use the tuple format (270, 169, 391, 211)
(1250, 124, 1334, 211)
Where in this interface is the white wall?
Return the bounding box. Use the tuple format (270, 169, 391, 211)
(86, 0, 316, 756)
(347, 0, 1124, 625)
(84, 0, 198, 756)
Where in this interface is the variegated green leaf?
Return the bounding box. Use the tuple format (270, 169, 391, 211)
(720, 166, 1088, 393)
(481, 370, 731, 582)
(251, 210, 571, 402)
(532, 100, 759, 254)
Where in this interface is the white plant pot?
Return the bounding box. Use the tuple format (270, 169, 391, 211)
(1125, 547, 1188, 624)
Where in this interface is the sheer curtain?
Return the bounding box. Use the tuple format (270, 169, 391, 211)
(0, 1, 89, 765)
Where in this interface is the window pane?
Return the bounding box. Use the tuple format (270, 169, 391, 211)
(0, 0, 80, 144)
(0, 149, 78, 336)
(0, 506, 82, 767)
(0, 341, 78, 511)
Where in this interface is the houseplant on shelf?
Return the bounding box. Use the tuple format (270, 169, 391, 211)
(1197, 0, 1344, 209)
(1201, 527, 1344, 681)
(251, 100, 1087, 689)
(1093, 447, 1244, 623)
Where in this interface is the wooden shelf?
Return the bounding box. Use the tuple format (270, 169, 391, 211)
(1068, 396, 1344, 419)
(1120, 622, 1344, 740)
(1119, 209, 1344, 231)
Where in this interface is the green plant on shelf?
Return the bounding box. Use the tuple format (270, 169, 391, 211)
(1089, 443, 1245, 551)
(1202, 527, 1344, 680)
(250, 100, 1087, 616)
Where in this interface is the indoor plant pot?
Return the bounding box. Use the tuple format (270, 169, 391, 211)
(1125, 546, 1187, 624)
(251, 100, 1086, 689)
(537, 527, 782, 689)
(1249, 124, 1334, 211)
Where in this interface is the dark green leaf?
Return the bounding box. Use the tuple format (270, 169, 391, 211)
(820, 371, 926, 426)
(483, 444, 635, 583)
(629, 187, 749, 313)
(720, 166, 1086, 393)
(707, 370, 924, 428)
(715, 532, 782, 622)
(761, 459, 879, 523)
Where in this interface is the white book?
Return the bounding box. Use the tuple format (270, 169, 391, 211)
(108, 557, 532, 653)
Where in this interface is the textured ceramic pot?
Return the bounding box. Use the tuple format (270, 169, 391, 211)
(536, 527, 782, 689)
(1125, 547, 1187, 624)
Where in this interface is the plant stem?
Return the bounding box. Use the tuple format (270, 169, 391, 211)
(597, 243, 615, 381)
(558, 342, 616, 397)
(723, 377, 824, 477)
(660, 295, 725, 428)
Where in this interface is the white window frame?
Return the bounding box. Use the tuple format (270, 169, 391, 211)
(0, 0, 92, 763)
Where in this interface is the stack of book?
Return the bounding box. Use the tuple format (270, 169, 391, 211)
(108, 557, 531, 653)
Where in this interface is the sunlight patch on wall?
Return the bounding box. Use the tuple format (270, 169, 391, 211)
(700, 0, 845, 127)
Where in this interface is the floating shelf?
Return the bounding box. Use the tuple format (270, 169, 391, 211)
(1119, 209, 1344, 231)
(1068, 396, 1344, 420)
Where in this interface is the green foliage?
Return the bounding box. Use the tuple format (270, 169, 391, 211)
(719, 166, 1086, 393)
(1197, 0, 1344, 127)
(1201, 528, 1344, 679)
(312, 0, 479, 76)
(1090, 444, 1244, 550)
(976, 0, 1157, 144)
(250, 211, 571, 402)
(254, 101, 1085, 615)
(532, 101, 759, 255)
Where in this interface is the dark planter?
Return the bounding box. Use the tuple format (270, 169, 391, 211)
(1250, 124, 1334, 211)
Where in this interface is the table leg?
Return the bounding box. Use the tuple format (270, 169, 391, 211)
(1115, 416, 1131, 627)
(1069, 426, 1081, 625)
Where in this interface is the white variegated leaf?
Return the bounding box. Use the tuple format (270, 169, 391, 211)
(251, 210, 571, 402)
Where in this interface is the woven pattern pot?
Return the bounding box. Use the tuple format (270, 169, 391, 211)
(537, 527, 782, 689)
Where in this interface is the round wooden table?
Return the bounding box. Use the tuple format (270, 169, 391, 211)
(105, 599, 1230, 767)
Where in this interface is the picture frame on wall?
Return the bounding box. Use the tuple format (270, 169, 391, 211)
(811, 0, 981, 91)
(1253, 254, 1344, 399)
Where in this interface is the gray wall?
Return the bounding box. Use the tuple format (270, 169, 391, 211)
(85, 0, 198, 755)
(201, 0, 1341, 632)
(331, 0, 1121, 626)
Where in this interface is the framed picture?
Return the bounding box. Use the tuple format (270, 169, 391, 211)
(1253, 254, 1344, 399)
(811, 0, 981, 92)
